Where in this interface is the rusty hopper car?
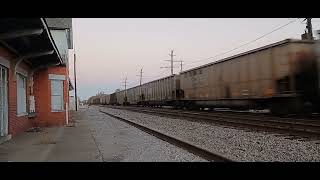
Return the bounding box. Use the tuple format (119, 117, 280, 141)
(112, 74, 181, 106)
(179, 39, 319, 114)
(126, 86, 139, 105)
(105, 94, 111, 104)
(99, 94, 110, 105)
(109, 93, 118, 105)
(139, 74, 181, 106)
(87, 96, 94, 104)
(116, 90, 126, 105)
(88, 95, 101, 105)
(99, 95, 105, 105)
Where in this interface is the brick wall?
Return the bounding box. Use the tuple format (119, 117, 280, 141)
(33, 66, 69, 127)
(1, 46, 70, 136)
(0, 47, 33, 137)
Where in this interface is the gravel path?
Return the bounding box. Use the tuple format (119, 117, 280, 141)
(99, 106, 320, 162)
(86, 107, 206, 162)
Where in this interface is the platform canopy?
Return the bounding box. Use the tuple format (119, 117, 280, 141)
(0, 18, 64, 69)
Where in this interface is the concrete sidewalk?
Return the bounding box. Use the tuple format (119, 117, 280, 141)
(0, 108, 101, 162)
(0, 106, 205, 162)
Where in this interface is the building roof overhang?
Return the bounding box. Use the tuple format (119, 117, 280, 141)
(0, 18, 64, 69)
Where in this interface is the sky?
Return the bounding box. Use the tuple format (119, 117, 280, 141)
(68, 18, 320, 100)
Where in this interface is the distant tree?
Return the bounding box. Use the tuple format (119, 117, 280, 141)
(115, 89, 121, 92)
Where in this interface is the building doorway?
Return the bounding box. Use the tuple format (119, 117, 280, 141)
(0, 65, 8, 137)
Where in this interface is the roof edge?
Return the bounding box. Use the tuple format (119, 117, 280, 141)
(40, 18, 63, 66)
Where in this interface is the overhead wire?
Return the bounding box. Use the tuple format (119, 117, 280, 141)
(183, 18, 299, 66)
(116, 18, 301, 91)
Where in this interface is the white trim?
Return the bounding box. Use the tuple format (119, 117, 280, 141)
(16, 74, 27, 115)
(0, 66, 8, 136)
(51, 110, 65, 112)
(51, 79, 64, 111)
(66, 102, 68, 125)
(0, 56, 10, 68)
(16, 66, 28, 77)
(16, 113, 28, 117)
(49, 74, 66, 80)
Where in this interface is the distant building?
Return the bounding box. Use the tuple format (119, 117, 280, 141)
(69, 95, 80, 110)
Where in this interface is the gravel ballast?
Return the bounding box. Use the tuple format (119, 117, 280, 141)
(87, 107, 206, 162)
(99, 106, 320, 162)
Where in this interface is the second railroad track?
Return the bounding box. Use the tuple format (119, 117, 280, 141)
(103, 105, 320, 140)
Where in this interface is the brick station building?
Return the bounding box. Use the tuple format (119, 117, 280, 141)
(0, 18, 74, 143)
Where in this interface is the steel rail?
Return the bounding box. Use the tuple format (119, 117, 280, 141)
(99, 109, 234, 162)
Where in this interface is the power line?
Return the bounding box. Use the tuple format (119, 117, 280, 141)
(121, 69, 170, 93)
(145, 69, 170, 79)
(115, 19, 301, 92)
(184, 18, 299, 65)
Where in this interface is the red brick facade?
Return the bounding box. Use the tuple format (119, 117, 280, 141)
(0, 46, 69, 137)
(0, 48, 33, 137)
(33, 66, 69, 127)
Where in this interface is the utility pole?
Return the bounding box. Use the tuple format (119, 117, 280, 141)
(121, 76, 128, 105)
(180, 60, 184, 72)
(170, 50, 175, 75)
(139, 68, 143, 87)
(73, 19, 78, 111)
(139, 68, 143, 100)
(161, 50, 180, 75)
(306, 18, 314, 40)
(136, 68, 143, 101)
(123, 76, 127, 97)
(74, 49, 78, 111)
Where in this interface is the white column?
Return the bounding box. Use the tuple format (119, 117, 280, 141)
(65, 102, 69, 125)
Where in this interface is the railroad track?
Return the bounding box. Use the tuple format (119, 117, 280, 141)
(106, 105, 320, 124)
(103, 105, 320, 140)
(99, 109, 234, 162)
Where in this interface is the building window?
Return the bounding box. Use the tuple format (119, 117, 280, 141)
(51, 80, 64, 111)
(17, 73, 27, 115)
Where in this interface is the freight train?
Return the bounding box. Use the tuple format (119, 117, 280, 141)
(89, 39, 320, 114)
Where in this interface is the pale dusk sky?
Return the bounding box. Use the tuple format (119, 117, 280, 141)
(68, 18, 320, 100)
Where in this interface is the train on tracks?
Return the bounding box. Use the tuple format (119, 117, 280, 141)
(88, 39, 320, 114)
